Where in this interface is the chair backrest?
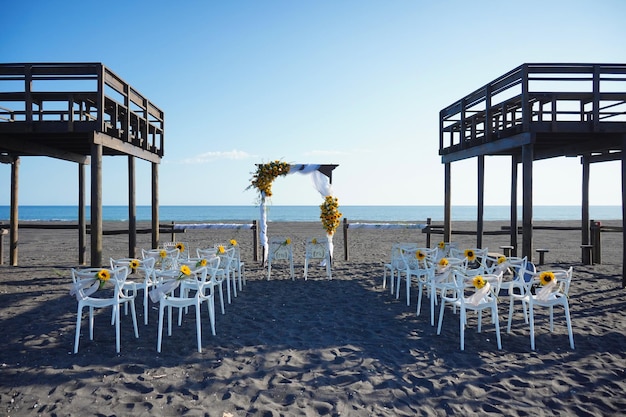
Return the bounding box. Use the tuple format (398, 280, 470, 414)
(162, 241, 190, 260)
(110, 257, 155, 277)
(306, 238, 329, 260)
(268, 237, 293, 261)
(70, 266, 129, 300)
(197, 247, 218, 259)
(217, 247, 237, 270)
(400, 247, 435, 271)
(142, 247, 180, 270)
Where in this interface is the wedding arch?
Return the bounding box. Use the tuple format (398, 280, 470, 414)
(248, 162, 340, 264)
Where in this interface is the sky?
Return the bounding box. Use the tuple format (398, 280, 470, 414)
(0, 0, 625, 207)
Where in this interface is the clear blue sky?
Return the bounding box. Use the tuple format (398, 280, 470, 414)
(1, 0, 624, 207)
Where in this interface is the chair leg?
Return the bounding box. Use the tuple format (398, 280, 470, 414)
(405, 275, 411, 306)
(195, 301, 202, 353)
(460, 307, 466, 351)
(129, 300, 139, 338)
(115, 303, 121, 353)
(74, 305, 83, 354)
(157, 305, 164, 353)
(529, 304, 536, 350)
(218, 284, 225, 314)
(143, 290, 149, 325)
(493, 306, 502, 349)
(564, 300, 575, 349)
(208, 296, 216, 336)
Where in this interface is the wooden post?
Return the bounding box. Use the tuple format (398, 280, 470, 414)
(590, 220, 602, 264)
(444, 162, 452, 243)
(510, 154, 518, 256)
(343, 218, 349, 261)
(426, 218, 432, 248)
(78, 163, 86, 265)
(128, 155, 137, 258)
(522, 143, 534, 262)
(477, 155, 485, 248)
(10, 156, 19, 266)
(581, 155, 591, 264)
(151, 162, 159, 249)
(90, 142, 103, 267)
(252, 220, 258, 262)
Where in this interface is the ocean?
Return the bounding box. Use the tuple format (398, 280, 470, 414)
(0, 205, 622, 222)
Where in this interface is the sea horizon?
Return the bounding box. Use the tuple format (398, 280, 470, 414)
(0, 205, 622, 223)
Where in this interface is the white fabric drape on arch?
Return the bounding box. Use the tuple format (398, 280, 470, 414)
(260, 164, 335, 264)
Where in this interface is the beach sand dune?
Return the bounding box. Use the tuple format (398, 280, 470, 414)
(1, 221, 625, 416)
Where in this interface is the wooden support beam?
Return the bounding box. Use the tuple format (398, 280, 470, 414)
(90, 142, 103, 267)
(522, 143, 534, 262)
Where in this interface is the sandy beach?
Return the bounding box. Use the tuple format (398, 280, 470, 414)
(1, 220, 625, 416)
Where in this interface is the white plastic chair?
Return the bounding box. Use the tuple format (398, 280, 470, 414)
(508, 266, 574, 350)
(110, 257, 156, 325)
(155, 260, 220, 353)
(267, 237, 294, 280)
(436, 270, 504, 350)
(70, 266, 138, 354)
(506, 261, 538, 332)
(303, 237, 332, 280)
(383, 243, 416, 293)
(215, 246, 237, 305)
(197, 248, 225, 313)
(426, 256, 468, 326)
(396, 247, 437, 306)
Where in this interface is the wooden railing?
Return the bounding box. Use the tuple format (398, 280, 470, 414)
(440, 63, 626, 154)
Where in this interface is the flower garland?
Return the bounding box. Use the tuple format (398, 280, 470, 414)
(320, 195, 342, 235)
(248, 160, 291, 197)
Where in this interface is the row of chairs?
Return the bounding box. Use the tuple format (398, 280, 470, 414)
(70, 241, 245, 353)
(384, 243, 575, 351)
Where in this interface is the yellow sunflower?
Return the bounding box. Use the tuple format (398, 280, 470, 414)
(285, 238, 291, 245)
(229, 239, 238, 246)
(178, 264, 191, 280)
(464, 249, 476, 262)
(196, 258, 207, 267)
(438, 258, 449, 267)
(472, 275, 486, 289)
(129, 259, 140, 270)
(216, 245, 226, 254)
(96, 269, 111, 289)
(159, 249, 167, 259)
(438, 241, 446, 249)
(176, 242, 185, 253)
(539, 271, 556, 286)
(415, 250, 426, 261)
(497, 256, 507, 264)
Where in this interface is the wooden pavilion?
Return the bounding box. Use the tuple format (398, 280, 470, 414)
(0, 62, 164, 267)
(439, 63, 626, 287)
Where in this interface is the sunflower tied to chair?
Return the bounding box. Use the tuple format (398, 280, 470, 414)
(415, 250, 426, 261)
(438, 258, 449, 268)
(177, 265, 191, 281)
(196, 258, 207, 268)
(216, 245, 226, 255)
(129, 259, 140, 270)
(472, 275, 486, 289)
(438, 241, 446, 250)
(175, 242, 185, 253)
(96, 269, 111, 289)
(539, 271, 556, 286)
(464, 249, 476, 262)
(497, 256, 507, 264)
(229, 239, 238, 247)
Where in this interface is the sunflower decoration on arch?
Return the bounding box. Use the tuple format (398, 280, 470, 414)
(247, 160, 291, 199)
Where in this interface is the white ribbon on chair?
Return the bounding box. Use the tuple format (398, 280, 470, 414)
(467, 282, 492, 306)
(536, 279, 557, 301)
(69, 279, 100, 300)
(149, 279, 181, 303)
